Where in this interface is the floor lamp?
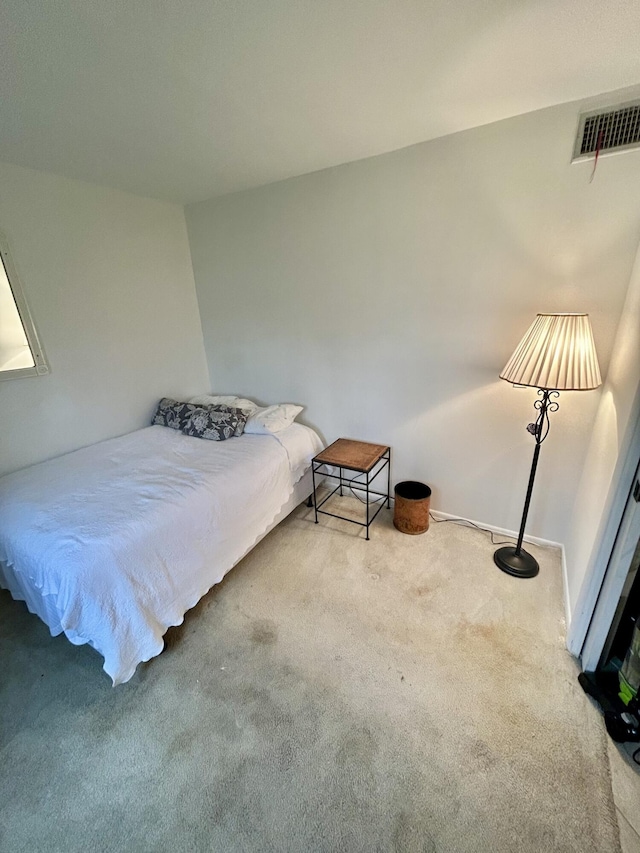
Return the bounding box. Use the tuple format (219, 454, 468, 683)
(494, 313, 602, 579)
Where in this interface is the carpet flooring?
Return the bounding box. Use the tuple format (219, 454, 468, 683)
(0, 496, 620, 852)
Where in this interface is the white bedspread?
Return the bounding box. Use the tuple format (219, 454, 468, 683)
(0, 424, 323, 684)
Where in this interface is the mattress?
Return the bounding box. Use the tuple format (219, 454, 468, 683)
(0, 423, 323, 684)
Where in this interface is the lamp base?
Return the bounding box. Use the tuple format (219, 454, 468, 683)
(493, 545, 539, 578)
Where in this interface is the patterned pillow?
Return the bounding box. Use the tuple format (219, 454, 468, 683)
(151, 398, 191, 430)
(180, 407, 240, 441)
(208, 405, 249, 437)
(152, 399, 249, 440)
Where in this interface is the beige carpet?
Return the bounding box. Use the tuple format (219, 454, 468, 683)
(0, 496, 620, 852)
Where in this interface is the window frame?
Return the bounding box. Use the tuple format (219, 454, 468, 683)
(0, 231, 49, 381)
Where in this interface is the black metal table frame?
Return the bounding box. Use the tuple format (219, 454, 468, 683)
(311, 449, 391, 540)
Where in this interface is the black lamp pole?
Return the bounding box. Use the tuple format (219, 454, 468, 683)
(494, 388, 559, 579)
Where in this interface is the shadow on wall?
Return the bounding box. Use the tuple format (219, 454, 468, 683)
(393, 380, 525, 526)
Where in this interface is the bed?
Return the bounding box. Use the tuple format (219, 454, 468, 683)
(0, 422, 324, 684)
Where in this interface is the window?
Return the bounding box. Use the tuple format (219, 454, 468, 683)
(0, 232, 49, 380)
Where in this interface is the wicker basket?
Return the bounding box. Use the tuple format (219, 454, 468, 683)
(393, 481, 431, 535)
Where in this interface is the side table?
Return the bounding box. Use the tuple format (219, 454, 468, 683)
(311, 438, 391, 540)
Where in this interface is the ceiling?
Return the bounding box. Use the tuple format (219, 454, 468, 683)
(1, 0, 640, 204)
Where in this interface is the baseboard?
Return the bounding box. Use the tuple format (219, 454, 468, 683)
(429, 509, 564, 551)
(346, 493, 563, 549)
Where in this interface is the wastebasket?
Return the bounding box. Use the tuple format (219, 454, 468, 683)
(393, 481, 431, 535)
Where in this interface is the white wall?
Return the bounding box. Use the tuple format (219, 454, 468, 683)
(564, 235, 640, 622)
(0, 161, 209, 476)
(186, 96, 640, 546)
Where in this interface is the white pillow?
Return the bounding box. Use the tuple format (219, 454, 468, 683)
(244, 404, 303, 434)
(189, 395, 259, 414)
(232, 398, 261, 414)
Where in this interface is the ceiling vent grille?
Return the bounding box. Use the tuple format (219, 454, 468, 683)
(573, 101, 640, 161)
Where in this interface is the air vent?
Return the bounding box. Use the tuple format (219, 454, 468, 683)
(573, 100, 640, 161)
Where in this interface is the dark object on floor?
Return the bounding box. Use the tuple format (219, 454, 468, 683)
(578, 670, 640, 743)
(393, 481, 431, 535)
(579, 558, 640, 763)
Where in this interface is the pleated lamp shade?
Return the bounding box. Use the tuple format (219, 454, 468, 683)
(500, 313, 602, 391)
